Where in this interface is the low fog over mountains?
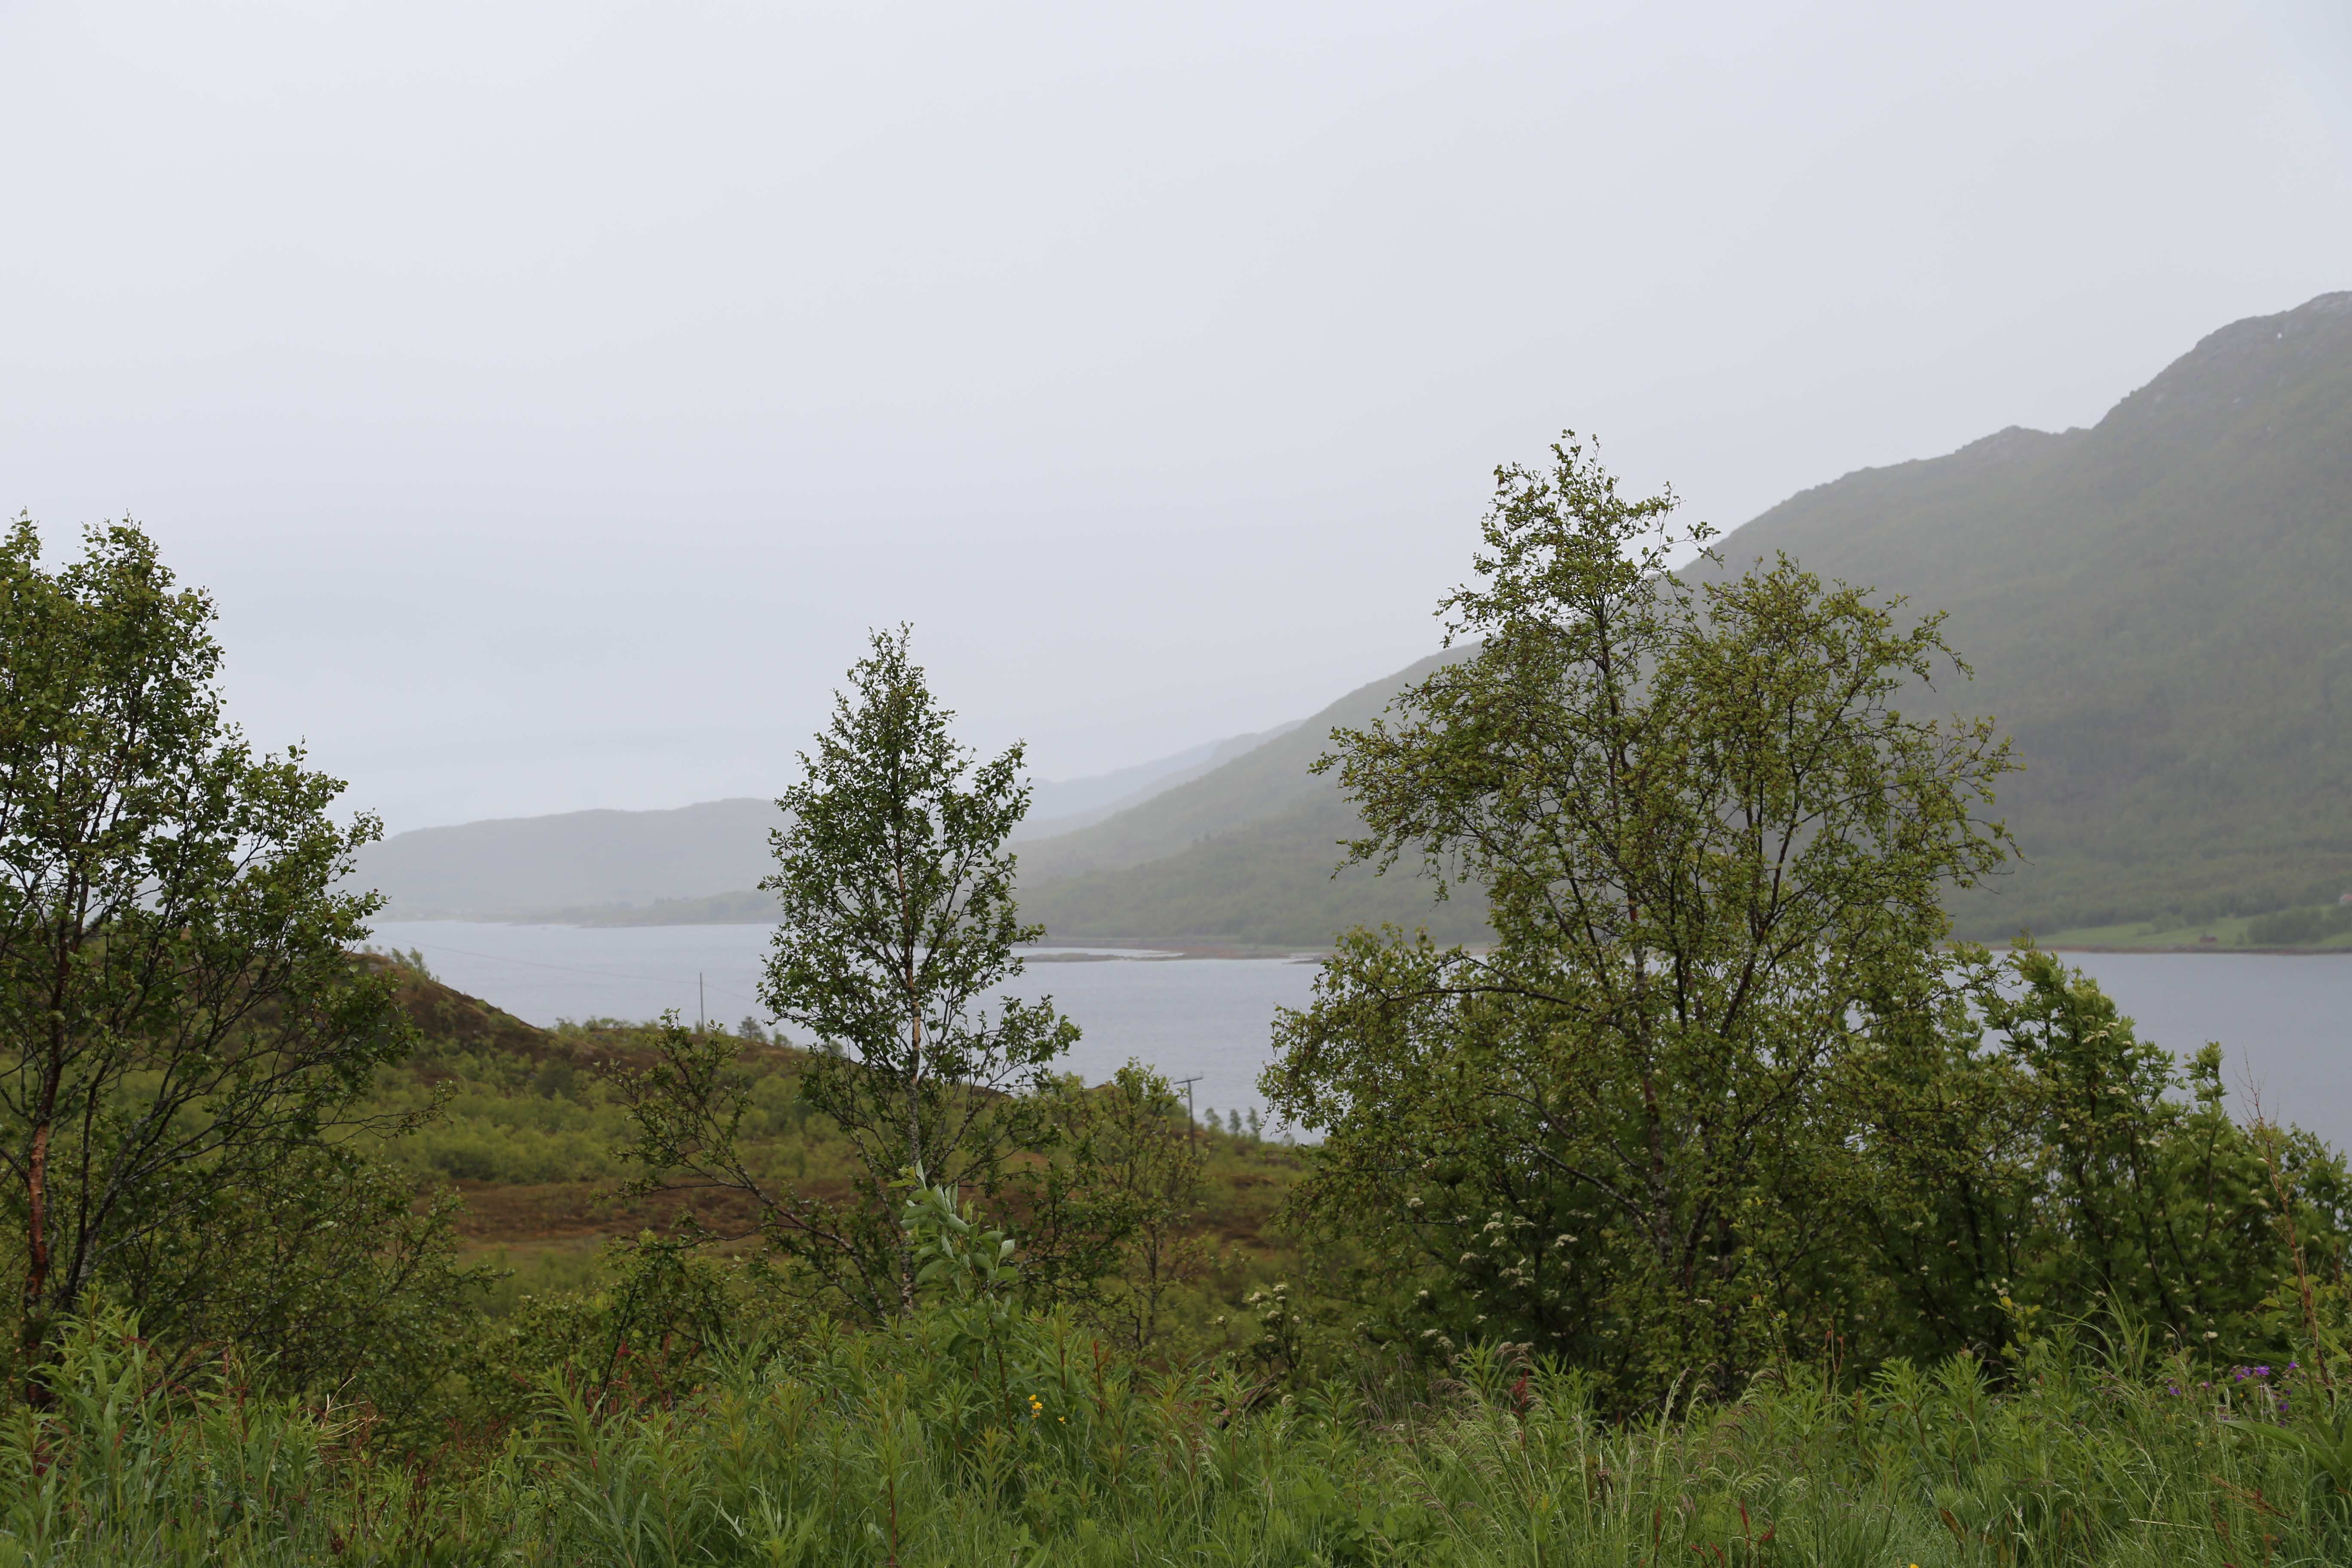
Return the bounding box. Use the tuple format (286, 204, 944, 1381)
(358, 293, 2352, 946)
(1013, 722, 1303, 842)
(356, 725, 1301, 920)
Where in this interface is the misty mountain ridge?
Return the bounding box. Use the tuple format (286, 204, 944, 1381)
(352, 798, 785, 921)
(1690, 289, 2352, 935)
(1013, 720, 1305, 841)
(1024, 289, 2352, 943)
(358, 291, 2352, 946)
(355, 723, 1304, 920)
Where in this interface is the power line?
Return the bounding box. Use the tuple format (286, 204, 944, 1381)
(1172, 1073, 1202, 1140)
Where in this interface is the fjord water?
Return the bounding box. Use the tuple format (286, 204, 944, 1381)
(368, 922, 2352, 1147)
(368, 921, 1319, 1127)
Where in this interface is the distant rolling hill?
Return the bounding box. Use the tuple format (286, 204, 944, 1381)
(1014, 655, 1452, 886)
(353, 727, 1299, 921)
(352, 798, 786, 920)
(1011, 650, 1489, 947)
(1012, 721, 1304, 842)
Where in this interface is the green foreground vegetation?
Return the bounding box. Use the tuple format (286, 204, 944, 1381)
(354, 965, 1303, 1344)
(8, 447, 2352, 1566)
(11, 1251, 2352, 1565)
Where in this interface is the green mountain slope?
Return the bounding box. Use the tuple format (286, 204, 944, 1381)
(1696, 291, 2352, 935)
(1017, 784, 1490, 946)
(1021, 291, 2352, 944)
(1012, 649, 1485, 946)
(1011, 720, 1305, 842)
(1015, 652, 1460, 886)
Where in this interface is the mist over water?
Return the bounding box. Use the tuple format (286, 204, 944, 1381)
(369, 924, 2352, 1149)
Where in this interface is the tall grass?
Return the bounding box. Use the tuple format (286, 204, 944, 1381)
(3, 1305, 2345, 1565)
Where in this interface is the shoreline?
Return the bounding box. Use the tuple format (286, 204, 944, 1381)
(2040, 943, 2352, 957)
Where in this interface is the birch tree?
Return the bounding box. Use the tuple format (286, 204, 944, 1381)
(1262, 436, 2016, 1402)
(757, 628, 1076, 1318)
(0, 518, 426, 1400)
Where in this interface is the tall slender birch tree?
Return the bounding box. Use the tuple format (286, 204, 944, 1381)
(756, 627, 1076, 1319)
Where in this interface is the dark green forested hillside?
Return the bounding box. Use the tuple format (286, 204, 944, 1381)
(1020, 291, 2352, 944)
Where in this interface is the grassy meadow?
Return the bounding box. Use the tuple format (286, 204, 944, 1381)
(2037, 901, 2352, 952)
(361, 962, 1307, 1348)
(9, 1288, 2350, 1565)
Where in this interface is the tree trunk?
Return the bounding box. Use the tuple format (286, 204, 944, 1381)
(21, 1122, 50, 1403)
(900, 1011, 922, 1316)
(21, 940, 70, 1408)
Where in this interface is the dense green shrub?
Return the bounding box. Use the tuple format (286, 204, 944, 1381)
(2244, 902, 2352, 946)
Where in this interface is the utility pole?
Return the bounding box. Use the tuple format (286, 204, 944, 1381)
(1173, 1074, 1203, 1142)
(698, 972, 706, 1034)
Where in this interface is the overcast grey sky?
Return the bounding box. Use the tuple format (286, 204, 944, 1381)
(4, 2, 2347, 831)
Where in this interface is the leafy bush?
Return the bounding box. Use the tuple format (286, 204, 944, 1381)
(2245, 902, 2352, 946)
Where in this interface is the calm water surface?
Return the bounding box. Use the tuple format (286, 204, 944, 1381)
(368, 922, 1317, 1126)
(2063, 952, 2352, 1147)
(370, 923, 2352, 1145)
